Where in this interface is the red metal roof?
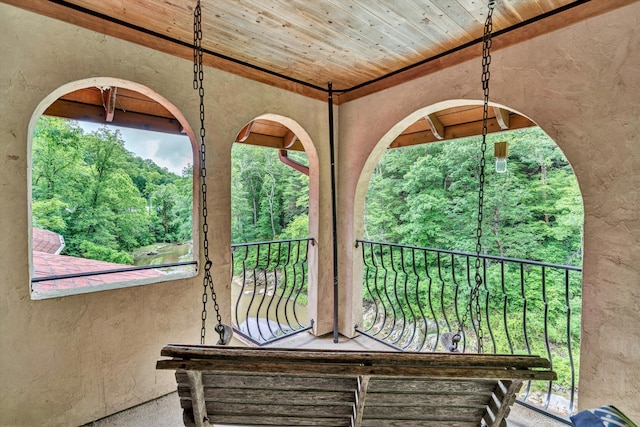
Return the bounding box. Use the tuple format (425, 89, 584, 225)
(32, 227, 65, 254)
(32, 228, 164, 295)
(33, 251, 164, 292)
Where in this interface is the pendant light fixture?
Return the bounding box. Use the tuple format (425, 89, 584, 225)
(494, 141, 508, 173)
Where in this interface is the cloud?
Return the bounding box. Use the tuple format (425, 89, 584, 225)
(78, 122, 192, 175)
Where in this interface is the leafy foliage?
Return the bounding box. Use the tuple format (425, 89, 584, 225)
(231, 145, 309, 243)
(365, 128, 583, 266)
(32, 117, 193, 264)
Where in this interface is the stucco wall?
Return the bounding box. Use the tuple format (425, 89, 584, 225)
(338, 2, 640, 420)
(0, 4, 332, 426)
(2, 1, 640, 425)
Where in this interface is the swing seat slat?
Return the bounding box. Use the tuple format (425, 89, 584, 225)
(157, 344, 556, 427)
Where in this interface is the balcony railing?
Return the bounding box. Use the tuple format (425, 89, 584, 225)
(356, 239, 581, 418)
(231, 238, 312, 345)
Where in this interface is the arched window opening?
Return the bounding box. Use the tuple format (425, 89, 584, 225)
(30, 84, 197, 299)
(358, 104, 584, 417)
(230, 118, 313, 345)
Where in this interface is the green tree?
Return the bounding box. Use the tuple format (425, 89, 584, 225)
(32, 116, 82, 200)
(364, 127, 583, 265)
(231, 144, 310, 243)
(32, 117, 193, 264)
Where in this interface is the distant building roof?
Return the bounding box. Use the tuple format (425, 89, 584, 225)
(32, 228, 163, 294)
(32, 227, 65, 254)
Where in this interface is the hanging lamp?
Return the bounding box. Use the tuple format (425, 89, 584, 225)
(494, 141, 508, 173)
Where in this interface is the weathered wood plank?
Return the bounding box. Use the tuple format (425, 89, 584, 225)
(206, 402, 354, 418)
(160, 360, 557, 381)
(176, 372, 358, 391)
(354, 376, 370, 427)
(211, 415, 352, 426)
(186, 371, 210, 427)
(363, 405, 485, 421)
(161, 345, 553, 369)
(178, 388, 356, 405)
(367, 378, 496, 394)
(366, 392, 491, 407)
(362, 420, 477, 427)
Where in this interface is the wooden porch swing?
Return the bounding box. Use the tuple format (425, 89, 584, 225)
(157, 2, 556, 426)
(157, 345, 555, 427)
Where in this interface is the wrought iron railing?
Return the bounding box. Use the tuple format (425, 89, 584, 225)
(231, 238, 312, 346)
(356, 239, 581, 418)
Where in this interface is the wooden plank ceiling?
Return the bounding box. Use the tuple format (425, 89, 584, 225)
(14, 0, 630, 148)
(6, 0, 632, 99)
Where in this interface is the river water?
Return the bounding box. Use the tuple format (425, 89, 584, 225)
(132, 242, 194, 265)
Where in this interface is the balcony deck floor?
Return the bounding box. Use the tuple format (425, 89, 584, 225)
(84, 332, 570, 427)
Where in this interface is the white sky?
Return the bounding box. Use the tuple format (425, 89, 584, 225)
(78, 122, 193, 175)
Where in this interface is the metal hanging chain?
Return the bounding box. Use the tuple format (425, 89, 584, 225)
(451, 0, 495, 353)
(194, 0, 226, 346)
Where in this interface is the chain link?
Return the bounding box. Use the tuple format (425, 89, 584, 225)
(454, 0, 495, 354)
(195, 0, 224, 346)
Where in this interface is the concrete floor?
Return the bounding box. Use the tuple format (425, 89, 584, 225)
(84, 332, 571, 427)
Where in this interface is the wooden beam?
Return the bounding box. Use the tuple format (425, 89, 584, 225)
(235, 121, 254, 142)
(158, 359, 557, 381)
(241, 133, 305, 152)
(61, 87, 174, 118)
(160, 345, 554, 369)
(104, 86, 117, 122)
(424, 114, 445, 140)
(389, 114, 535, 149)
(44, 99, 183, 134)
(283, 130, 298, 149)
(493, 107, 510, 130)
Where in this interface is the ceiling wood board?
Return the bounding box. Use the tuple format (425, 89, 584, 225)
(49, 0, 575, 90)
(4, 0, 637, 103)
